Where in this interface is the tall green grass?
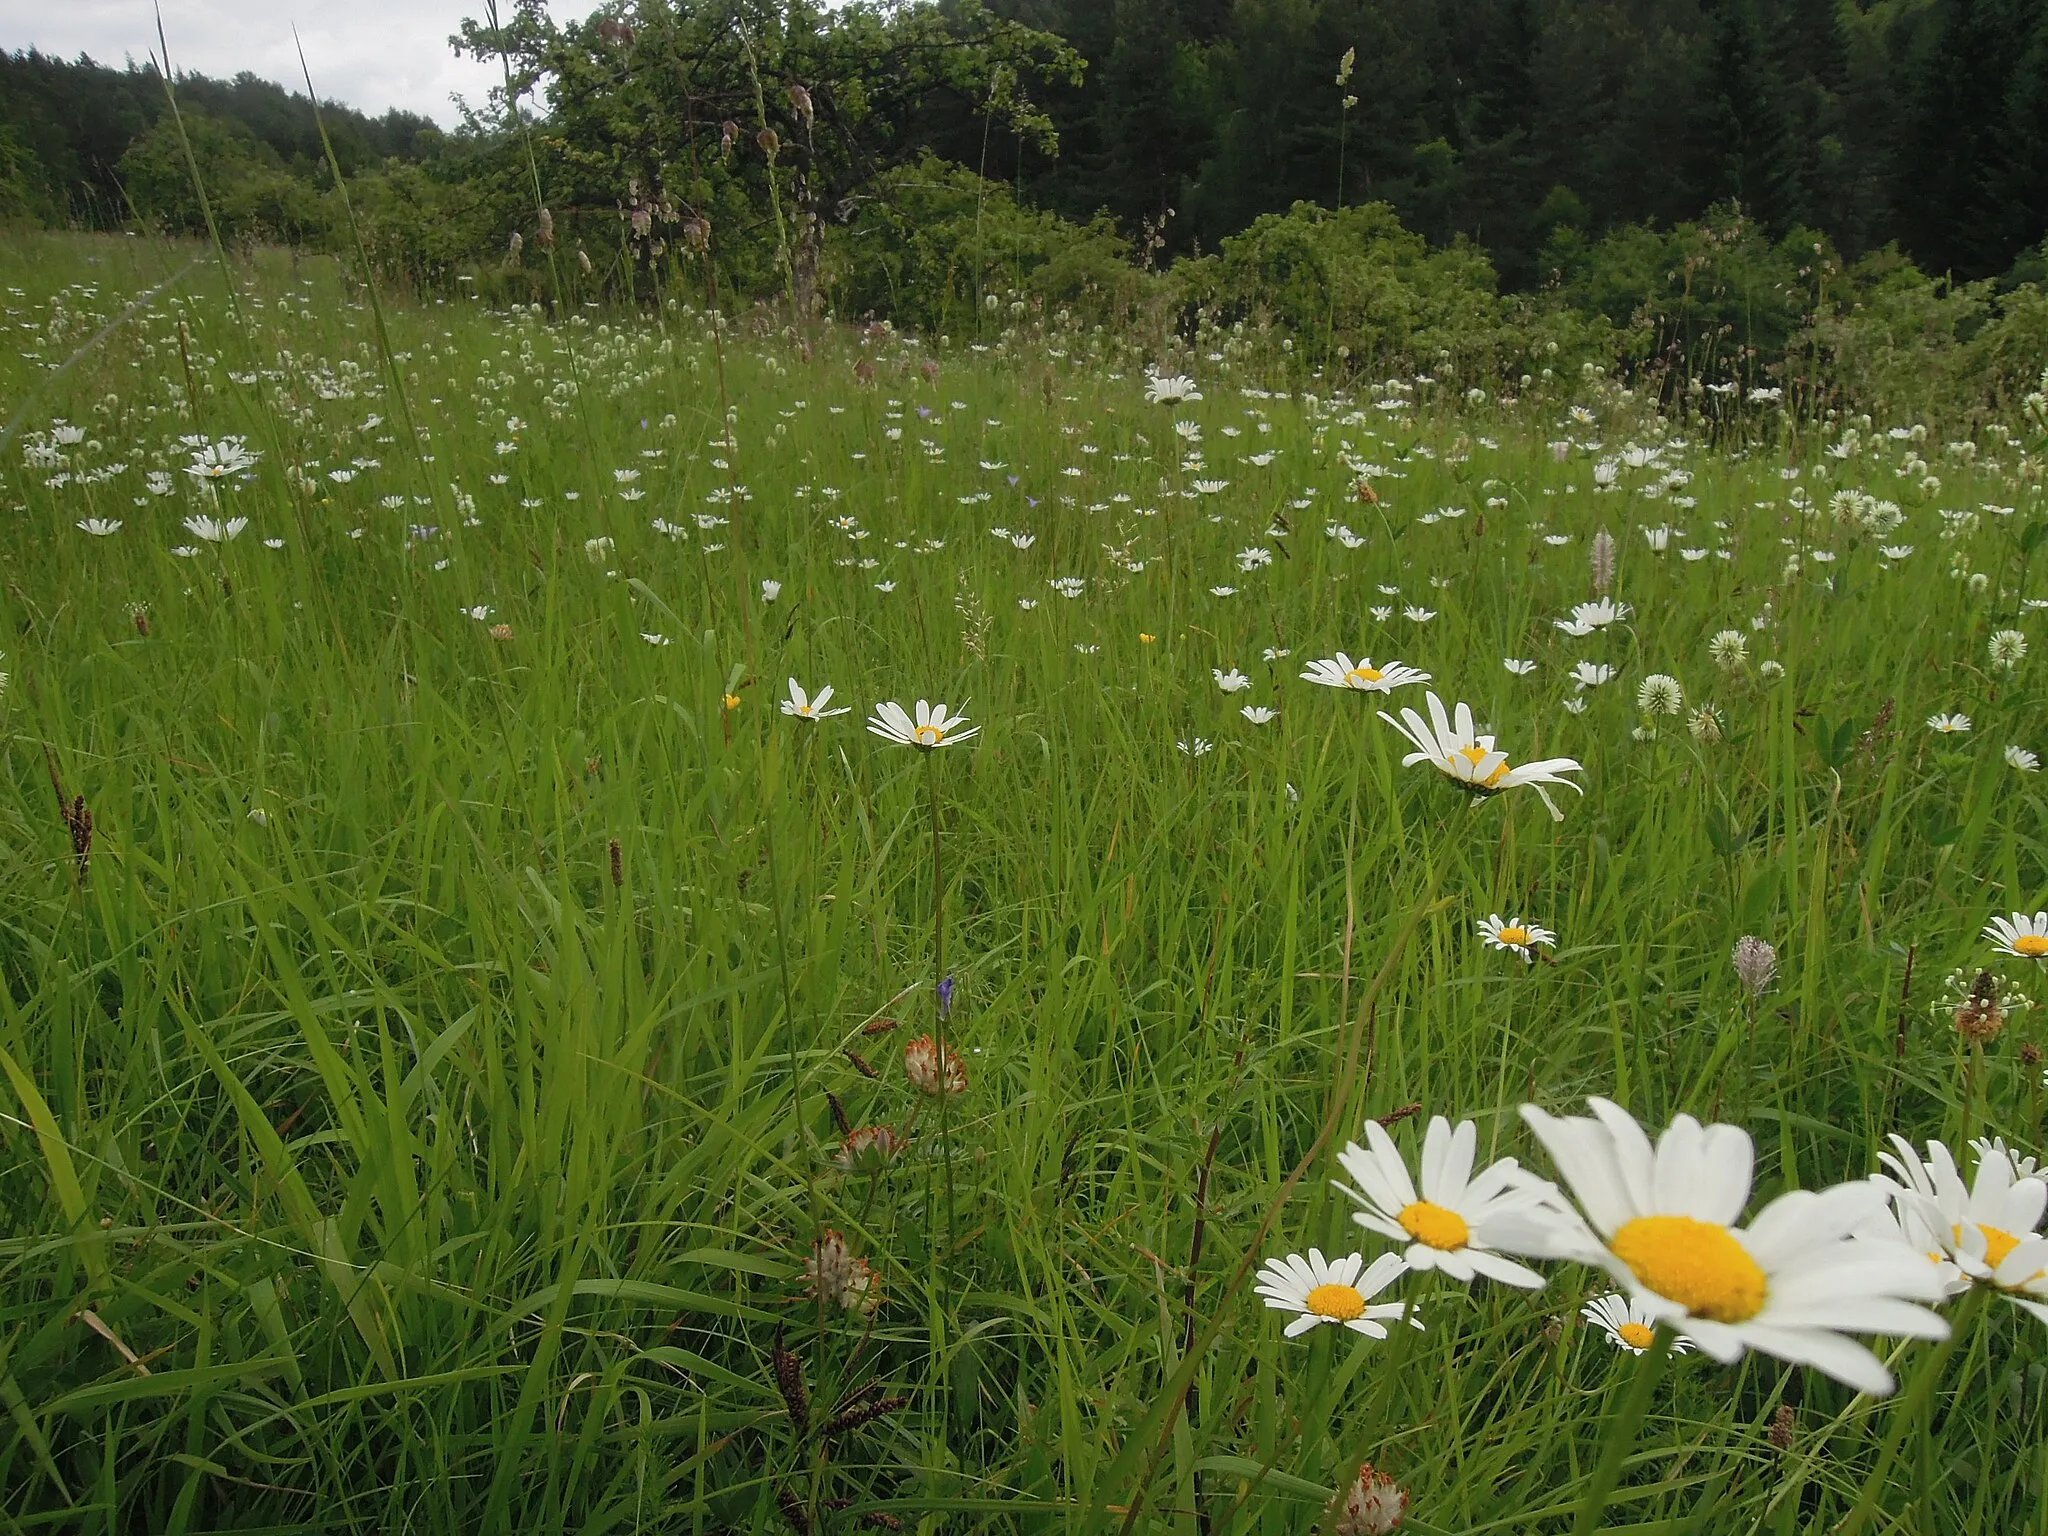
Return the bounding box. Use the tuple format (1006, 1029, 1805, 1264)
(0, 228, 2044, 1532)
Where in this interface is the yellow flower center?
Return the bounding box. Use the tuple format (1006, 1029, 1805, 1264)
(2013, 934, 2048, 957)
(722, 693, 741, 711)
(1450, 744, 1513, 788)
(1345, 666, 1384, 686)
(1959, 1222, 2024, 1271)
(1496, 926, 1530, 947)
(1305, 1282, 1366, 1321)
(1397, 1200, 1471, 1251)
(1610, 1216, 1767, 1323)
(1616, 1321, 1657, 1351)
(913, 723, 945, 746)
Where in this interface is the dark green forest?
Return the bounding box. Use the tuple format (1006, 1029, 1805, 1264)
(7, 0, 2048, 419)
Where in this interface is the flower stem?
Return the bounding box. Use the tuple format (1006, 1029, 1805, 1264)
(926, 751, 954, 1251)
(1834, 1285, 1984, 1536)
(1571, 1325, 1674, 1536)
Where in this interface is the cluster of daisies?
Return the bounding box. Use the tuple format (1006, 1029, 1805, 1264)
(1257, 1100, 2048, 1394)
(1298, 650, 1585, 820)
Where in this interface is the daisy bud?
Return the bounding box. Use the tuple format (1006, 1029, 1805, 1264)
(1331, 1463, 1408, 1536)
(1731, 936, 1777, 998)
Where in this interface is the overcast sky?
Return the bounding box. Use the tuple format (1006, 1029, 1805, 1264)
(0, 0, 579, 126)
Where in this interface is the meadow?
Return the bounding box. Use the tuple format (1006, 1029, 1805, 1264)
(2, 228, 2047, 1533)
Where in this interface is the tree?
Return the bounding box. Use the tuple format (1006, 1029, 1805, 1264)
(457, 0, 1083, 314)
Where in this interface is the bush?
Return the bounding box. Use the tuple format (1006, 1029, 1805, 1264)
(1172, 199, 1616, 382)
(825, 156, 1160, 337)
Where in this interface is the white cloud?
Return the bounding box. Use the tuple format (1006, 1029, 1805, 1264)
(0, 0, 574, 126)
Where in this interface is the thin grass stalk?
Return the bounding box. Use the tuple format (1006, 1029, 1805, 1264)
(1571, 1324, 1675, 1535)
(1835, 1286, 1985, 1536)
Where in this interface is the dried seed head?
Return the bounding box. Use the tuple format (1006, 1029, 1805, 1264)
(1731, 936, 1777, 998)
(771, 1327, 809, 1434)
(776, 1487, 811, 1536)
(1591, 526, 1616, 595)
(1955, 969, 2007, 1044)
(822, 1393, 911, 1438)
(608, 838, 623, 888)
(1331, 1463, 1408, 1536)
(2022, 1041, 2043, 1068)
(825, 1091, 853, 1136)
(1768, 1403, 1796, 1451)
(904, 1035, 967, 1097)
(843, 1048, 879, 1080)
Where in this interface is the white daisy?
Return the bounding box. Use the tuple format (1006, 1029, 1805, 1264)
(1241, 705, 1277, 725)
(1503, 658, 1537, 676)
(1986, 911, 2048, 960)
(1518, 1098, 1949, 1393)
(2006, 745, 2040, 772)
(1478, 914, 1556, 961)
(1252, 1249, 1417, 1339)
(782, 679, 851, 721)
(1332, 1116, 1560, 1287)
(1378, 692, 1584, 821)
(1214, 667, 1251, 693)
(1876, 1136, 2048, 1317)
(867, 699, 978, 750)
(1300, 654, 1430, 693)
(1582, 1293, 1695, 1355)
(1926, 713, 1971, 735)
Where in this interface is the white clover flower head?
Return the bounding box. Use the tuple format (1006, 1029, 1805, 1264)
(1991, 629, 2029, 672)
(1636, 674, 1683, 715)
(1708, 630, 1749, 669)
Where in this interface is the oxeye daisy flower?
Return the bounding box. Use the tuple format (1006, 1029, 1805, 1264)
(1253, 1250, 1417, 1339)
(782, 679, 851, 721)
(1378, 692, 1584, 821)
(1332, 1116, 1561, 1287)
(1986, 911, 2048, 960)
(1875, 1136, 2048, 1317)
(182, 514, 248, 544)
(868, 700, 978, 750)
(1582, 1293, 1695, 1355)
(1478, 914, 1555, 961)
(1300, 654, 1430, 693)
(1518, 1098, 1949, 1393)
(1214, 667, 1251, 693)
(2006, 745, 2040, 772)
(1927, 712, 1971, 734)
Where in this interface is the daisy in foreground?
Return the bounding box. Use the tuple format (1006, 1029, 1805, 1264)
(1518, 1098, 1949, 1393)
(1379, 692, 1584, 821)
(1583, 1293, 1695, 1356)
(1253, 1250, 1417, 1338)
(1478, 914, 1555, 962)
(1875, 1136, 2048, 1323)
(781, 679, 851, 721)
(867, 699, 978, 750)
(1333, 1116, 1563, 1287)
(1985, 911, 2048, 960)
(1300, 653, 1430, 693)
